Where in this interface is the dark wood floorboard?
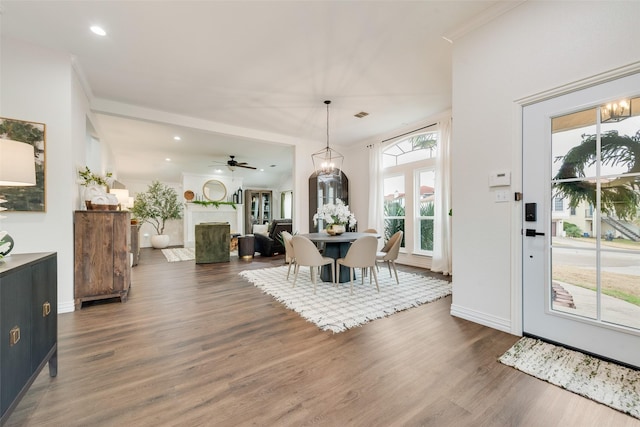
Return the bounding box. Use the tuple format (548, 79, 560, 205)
(5, 249, 639, 426)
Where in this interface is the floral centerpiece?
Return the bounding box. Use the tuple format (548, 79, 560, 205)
(313, 198, 356, 235)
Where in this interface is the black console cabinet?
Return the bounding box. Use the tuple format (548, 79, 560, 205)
(0, 253, 57, 425)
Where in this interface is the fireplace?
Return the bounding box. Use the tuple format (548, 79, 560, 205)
(183, 203, 244, 248)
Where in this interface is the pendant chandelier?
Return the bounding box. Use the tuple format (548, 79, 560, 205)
(601, 99, 631, 123)
(312, 100, 343, 177)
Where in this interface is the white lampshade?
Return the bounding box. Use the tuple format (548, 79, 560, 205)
(109, 188, 130, 205)
(125, 196, 134, 209)
(0, 139, 36, 186)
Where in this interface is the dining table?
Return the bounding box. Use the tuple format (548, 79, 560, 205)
(298, 232, 380, 283)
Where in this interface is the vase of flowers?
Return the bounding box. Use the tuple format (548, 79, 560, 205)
(313, 198, 356, 235)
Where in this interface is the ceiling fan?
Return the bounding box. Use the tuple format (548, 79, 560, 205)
(222, 155, 256, 171)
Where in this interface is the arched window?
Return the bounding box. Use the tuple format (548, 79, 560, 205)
(382, 130, 438, 256)
(383, 132, 438, 167)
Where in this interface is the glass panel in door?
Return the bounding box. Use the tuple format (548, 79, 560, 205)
(551, 102, 640, 331)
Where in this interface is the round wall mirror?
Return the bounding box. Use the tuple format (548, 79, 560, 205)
(202, 179, 227, 202)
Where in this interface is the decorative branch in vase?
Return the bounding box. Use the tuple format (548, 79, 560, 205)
(131, 181, 183, 249)
(77, 166, 114, 209)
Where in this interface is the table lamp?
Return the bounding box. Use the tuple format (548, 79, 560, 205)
(108, 188, 130, 210)
(0, 138, 36, 256)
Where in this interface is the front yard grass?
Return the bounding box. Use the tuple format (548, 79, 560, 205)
(553, 265, 640, 307)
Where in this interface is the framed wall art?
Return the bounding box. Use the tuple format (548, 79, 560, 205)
(0, 117, 46, 212)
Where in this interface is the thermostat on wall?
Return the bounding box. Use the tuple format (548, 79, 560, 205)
(489, 170, 511, 187)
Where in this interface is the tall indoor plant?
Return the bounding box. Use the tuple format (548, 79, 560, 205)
(131, 180, 182, 248)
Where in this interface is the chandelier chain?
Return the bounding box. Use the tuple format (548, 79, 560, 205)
(325, 100, 331, 150)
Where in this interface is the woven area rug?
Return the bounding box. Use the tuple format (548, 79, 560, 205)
(161, 247, 195, 262)
(499, 337, 640, 419)
(239, 265, 452, 333)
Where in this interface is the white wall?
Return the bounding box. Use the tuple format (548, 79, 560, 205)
(450, 1, 640, 333)
(1, 38, 80, 312)
(293, 143, 314, 234)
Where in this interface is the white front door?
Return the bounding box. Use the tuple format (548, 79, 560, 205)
(522, 72, 640, 368)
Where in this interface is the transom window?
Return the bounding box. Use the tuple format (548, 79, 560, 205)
(382, 132, 437, 168)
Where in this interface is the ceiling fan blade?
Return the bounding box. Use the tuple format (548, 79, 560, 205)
(223, 155, 256, 170)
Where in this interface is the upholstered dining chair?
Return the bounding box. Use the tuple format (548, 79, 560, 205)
(291, 235, 335, 293)
(376, 230, 403, 285)
(360, 229, 378, 278)
(336, 235, 379, 295)
(281, 231, 295, 280)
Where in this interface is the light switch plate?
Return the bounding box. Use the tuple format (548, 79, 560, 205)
(495, 190, 510, 202)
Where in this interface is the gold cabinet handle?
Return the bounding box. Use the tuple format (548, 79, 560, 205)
(43, 301, 51, 317)
(9, 326, 20, 346)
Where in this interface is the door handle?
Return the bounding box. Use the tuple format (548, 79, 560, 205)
(525, 229, 545, 237)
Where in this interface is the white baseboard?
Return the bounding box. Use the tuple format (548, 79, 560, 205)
(450, 303, 513, 334)
(58, 300, 75, 313)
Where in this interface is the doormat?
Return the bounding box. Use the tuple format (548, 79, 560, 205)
(161, 247, 195, 262)
(239, 265, 451, 333)
(499, 337, 640, 419)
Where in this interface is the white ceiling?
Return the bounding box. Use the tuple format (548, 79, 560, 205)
(1, 1, 504, 187)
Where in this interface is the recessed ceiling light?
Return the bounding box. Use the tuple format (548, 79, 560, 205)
(165, 158, 171, 162)
(173, 136, 181, 141)
(259, 168, 264, 172)
(90, 26, 107, 36)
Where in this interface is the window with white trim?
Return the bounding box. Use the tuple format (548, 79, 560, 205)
(382, 131, 438, 256)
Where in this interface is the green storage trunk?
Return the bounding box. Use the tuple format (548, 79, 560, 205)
(195, 222, 230, 263)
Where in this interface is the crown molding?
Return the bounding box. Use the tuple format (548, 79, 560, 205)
(442, 0, 526, 43)
(71, 54, 94, 101)
(516, 61, 640, 106)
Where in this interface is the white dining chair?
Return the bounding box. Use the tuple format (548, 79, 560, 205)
(336, 235, 379, 295)
(376, 230, 403, 285)
(291, 235, 335, 293)
(281, 231, 295, 280)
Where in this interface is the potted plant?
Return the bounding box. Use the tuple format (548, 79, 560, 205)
(77, 166, 113, 209)
(131, 180, 182, 249)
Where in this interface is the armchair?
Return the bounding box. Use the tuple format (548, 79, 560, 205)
(254, 219, 293, 256)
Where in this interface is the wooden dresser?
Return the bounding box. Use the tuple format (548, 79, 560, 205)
(74, 210, 131, 309)
(0, 252, 57, 425)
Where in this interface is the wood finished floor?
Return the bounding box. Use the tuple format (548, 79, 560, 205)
(6, 249, 639, 426)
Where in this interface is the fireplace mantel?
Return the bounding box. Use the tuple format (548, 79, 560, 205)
(183, 203, 244, 248)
